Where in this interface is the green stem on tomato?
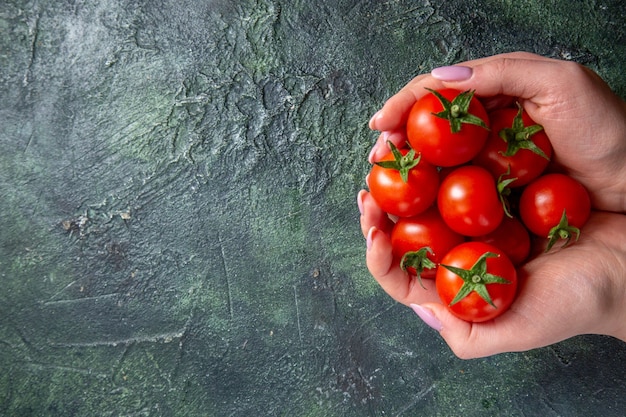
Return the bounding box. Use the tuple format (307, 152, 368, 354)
(425, 88, 490, 134)
(400, 246, 436, 289)
(374, 141, 421, 183)
(499, 102, 549, 160)
(546, 209, 581, 251)
(441, 251, 511, 309)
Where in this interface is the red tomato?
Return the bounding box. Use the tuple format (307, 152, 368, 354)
(368, 146, 439, 218)
(471, 216, 531, 266)
(473, 105, 552, 187)
(437, 165, 504, 236)
(436, 242, 517, 323)
(391, 207, 465, 279)
(407, 88, 490, 167)
(519, 173, 591, 250)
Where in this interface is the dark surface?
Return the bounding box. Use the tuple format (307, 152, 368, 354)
(2, 0, 626, 415)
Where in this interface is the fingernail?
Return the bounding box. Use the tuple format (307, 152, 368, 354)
(366, 227, 377, 251)
(431, 65, 473, 82)
(357, 190, 365, 215)
(410, 304, 443, 331)
(368, 132, 388, 163)
(369, 110, 383, 130)
(367, 143, 378, 164)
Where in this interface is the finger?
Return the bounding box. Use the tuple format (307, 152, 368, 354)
(415, 297, 555, 360)
(414, 261, 573, 359)
(358, 190, 394, 238)
(442, 51, 551, 69)
(368, 52, 550, 132)
(414, 302, 538, 359)
(367, 130, 408, 163)
(366, 227, 440, 305)
(435, 55, 578, 114)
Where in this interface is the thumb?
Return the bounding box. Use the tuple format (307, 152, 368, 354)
(432, 54, 579, 115)
(410, 302, 540, 359)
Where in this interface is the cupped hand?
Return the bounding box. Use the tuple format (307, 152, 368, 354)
(368, 52, 626, 213)
(359, 189, 626, 359)
(361, 52, 626, 358)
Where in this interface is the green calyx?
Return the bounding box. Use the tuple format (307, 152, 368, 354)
(499, 103, 549, 160)
(441, 252, 511, 308)
(426, 88, 489, 134)
(374, 141, 421, 183)
(546, 209, 581, 251)
(497, 165, 517, 218)
(400, 246, 436, 289)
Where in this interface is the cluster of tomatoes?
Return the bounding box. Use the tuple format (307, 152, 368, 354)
(368, 88, 591, 323)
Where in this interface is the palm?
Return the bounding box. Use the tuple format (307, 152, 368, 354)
(362, 187, 626, 356)
(423, 211, 626, 357)
(505, 211, 626, 344)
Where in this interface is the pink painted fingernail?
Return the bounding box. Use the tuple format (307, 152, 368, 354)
(367, 143, 379, 164)
(369, 110, 383, 130)
(366, 227, 377, 251)
(410, 304, 443, 331)
(431, 65, 473, 82)
(357, 190, 365, 215)
(368, 132, 389, 163)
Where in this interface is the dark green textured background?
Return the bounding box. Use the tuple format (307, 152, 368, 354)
(1, 1, 626, 415)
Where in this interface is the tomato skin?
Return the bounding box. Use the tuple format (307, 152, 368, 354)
(436, 242, 518, 323)
(368, 148, 439, 218)
(407, 88, 489, 167)
(471, 216, 531, 266)
(391, 207, 465, 277)
(437, 165, 505, 236)
(519, 173, 591, 237)
(473, 108, 553, 187)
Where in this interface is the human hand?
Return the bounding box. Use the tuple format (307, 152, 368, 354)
(360, 52, 626, 358)
(360, 191, 626, 358)
(368, 52, 626, 213)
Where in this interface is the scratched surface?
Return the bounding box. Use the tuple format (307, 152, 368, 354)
(2, 0, 626, 415)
